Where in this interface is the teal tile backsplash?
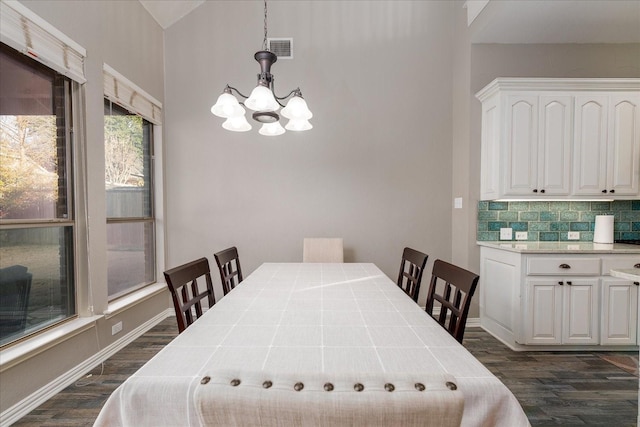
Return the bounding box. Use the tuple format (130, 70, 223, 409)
(477, 200, 640, 241)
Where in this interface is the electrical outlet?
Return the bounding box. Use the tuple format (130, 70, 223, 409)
(515, 231, 528, 240)
(111, 321, 123, 335)
(568, 231, 580, 240)
(500, 227, 513, 240)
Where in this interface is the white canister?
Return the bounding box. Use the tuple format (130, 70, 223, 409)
(593, 215, 614, 244)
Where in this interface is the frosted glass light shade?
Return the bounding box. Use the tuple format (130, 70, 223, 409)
(222, 115, 252, 132)
(281, 96, 312, 120)
(259, 121, 285, 136)
(211, 93, 244, 118)
(245, 85, 279, 112)
(285, 118, 313, 131)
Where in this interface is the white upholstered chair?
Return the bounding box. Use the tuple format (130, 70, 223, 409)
(303, 238, 344, 263)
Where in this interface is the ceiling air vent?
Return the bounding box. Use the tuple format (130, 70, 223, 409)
(268, 38, 293, 59)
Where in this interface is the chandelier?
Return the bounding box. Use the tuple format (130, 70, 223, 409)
(210, 0, 313, 136)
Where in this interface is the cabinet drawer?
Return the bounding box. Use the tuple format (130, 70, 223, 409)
(527, 258, 601, 275)
(602, 255, 640, 275)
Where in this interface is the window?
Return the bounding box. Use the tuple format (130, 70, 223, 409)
(104, 100, 156, 300)
(0, 43, 75, 346)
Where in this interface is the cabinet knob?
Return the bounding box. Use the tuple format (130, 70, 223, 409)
(559, 263, 571, 269)
(634, 282, 639, 286)
(566, 281, 572, 286)
(540, 189, 545, 194)
(558, 281, 564, 286)
(532, 189, 538, 193)
(602, 189, 607, 193)
(634, 263, 640, 268)
(609, 189, 615, 194)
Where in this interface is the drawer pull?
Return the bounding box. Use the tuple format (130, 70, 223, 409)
(634, 282, 639, 286)
(634, 263, 640, 269)
(559, 264, 571, 269)
(566, 281, 572, 286)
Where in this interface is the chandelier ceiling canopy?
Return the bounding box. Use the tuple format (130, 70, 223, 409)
(211, 0, 312, 136)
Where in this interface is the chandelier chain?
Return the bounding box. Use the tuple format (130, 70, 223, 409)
(262, 0, 268, 51)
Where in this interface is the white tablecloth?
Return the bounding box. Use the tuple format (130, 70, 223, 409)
(94, 263, 530, 426)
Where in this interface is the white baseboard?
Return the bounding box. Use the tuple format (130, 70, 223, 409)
(1, 308, 173, 426)
(466, 317, 480, 328)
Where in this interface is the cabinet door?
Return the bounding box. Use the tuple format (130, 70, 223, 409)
(538, 96, 572, 195)
(601, 278, 639, 345)
(503, 95, 538, 196)
(480, 95, 501, 200)
(607, 93, 640, 196)
(562, 279, 599, 345)
(573, 95, 608, 195)
(525, 279, 562, 344)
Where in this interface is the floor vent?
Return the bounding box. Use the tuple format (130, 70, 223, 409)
(268, 38, 293, 59)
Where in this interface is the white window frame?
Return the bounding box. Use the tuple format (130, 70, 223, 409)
(103, 64, 164, 305)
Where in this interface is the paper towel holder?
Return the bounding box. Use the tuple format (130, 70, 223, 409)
(593, 215, 614, 244)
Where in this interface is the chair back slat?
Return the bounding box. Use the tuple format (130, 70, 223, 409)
(425, 259, 479, 343)
(396, 247, 429, 303)
(214, 247, 243, 295)
(164, 257, 216, 333)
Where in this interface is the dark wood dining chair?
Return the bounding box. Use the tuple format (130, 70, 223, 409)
(163, 257, 216, 333)
(425, 259, 479, 344)
(214, 246, 243, 295)
(396, 247, 429, 303)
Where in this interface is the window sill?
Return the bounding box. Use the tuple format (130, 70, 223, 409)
(104, 282, 167, 319)
(0, 283, 168, 373)
(0, 315, 102, 373)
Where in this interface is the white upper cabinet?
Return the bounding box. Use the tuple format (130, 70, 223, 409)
(538, 96, 573, 196)
(573, 93, 640, 196)
(476, 78, 640, 200)
(492, 93, 572, 198)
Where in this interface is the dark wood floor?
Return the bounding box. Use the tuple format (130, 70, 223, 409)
(464, 328, 638, 426)
(11, 318, 639, 426)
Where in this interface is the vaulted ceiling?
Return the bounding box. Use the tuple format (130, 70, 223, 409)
(138, 0, 640, 44)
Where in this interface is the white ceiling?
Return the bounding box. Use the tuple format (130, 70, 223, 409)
(138, 0, 640, 44)
(470, 0, 640, 43)
(139, 0, 204, 29)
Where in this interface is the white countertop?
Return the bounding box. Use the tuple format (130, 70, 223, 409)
(610, 268, 640, 281)
(477, 241, 640, 254)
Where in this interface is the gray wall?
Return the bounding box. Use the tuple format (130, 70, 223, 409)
(163, 0, 456, 302)
(1, 0, 168, 411)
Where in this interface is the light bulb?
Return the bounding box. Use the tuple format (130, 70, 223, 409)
(245, 85, 279, 112)
(222, 115, 252, 132)
(211, 92, 244, 118)
(259, 121, 285, 136)
(285, 118, 313, 131)
(281, 95, 312, 120)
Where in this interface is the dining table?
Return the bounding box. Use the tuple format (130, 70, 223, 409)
(94, 262, 530, 426)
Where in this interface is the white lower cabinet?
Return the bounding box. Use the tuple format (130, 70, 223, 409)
(480, 246, 640, 350)
(601, 278, 639, 345)
(525, 278, 599, 345)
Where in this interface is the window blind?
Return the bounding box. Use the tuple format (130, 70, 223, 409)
(0, 0, 86, 83)
(103, 64, 162, 125)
